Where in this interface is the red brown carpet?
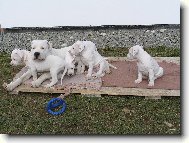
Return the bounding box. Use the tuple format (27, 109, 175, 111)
(102, 61, 180, 90)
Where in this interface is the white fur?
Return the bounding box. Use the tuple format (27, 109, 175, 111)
(5, 49, 51, 91)
(6, 40, 82, 90)
(30, 40, 67, 87)
(127, 45, 164, 86)
(69, 41, 117, 79)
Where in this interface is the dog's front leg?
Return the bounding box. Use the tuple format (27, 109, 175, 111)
(148, 69, 155, 86)
(5, 70, 31, 91)
(30, 68, 38, 81)
(86, 62, 93, 80)
(135, 70, 143, 84)
(76, 61, 85, 74)
(32, 73, 51, 88)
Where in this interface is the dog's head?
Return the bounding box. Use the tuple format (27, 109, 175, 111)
(65, 51, 76, 76)
(69, 41, 85, 56)
(31, 40, 52, 61)
(127, 45, 143, 59)
(10, 49, 24, 66)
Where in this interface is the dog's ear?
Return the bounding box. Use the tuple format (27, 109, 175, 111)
(31, 40, 36, 47)
(47, 41, 52, 49)
(131, 47, 138, 56)
(78, 44, 85, 52)
(68, 50, 75, 57)
(68, 51, 76, 62)
(15, 49, 23, 58)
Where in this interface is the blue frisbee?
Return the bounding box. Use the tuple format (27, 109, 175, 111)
(46, 98, 67, 115)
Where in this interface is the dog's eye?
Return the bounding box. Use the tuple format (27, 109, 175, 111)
(41, 47, 44, 49)
(71, 68, 74, 70)
(32, 47, 35, 49)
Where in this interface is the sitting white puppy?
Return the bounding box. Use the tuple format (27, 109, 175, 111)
(69, 41, 117, 79)
(127, 45, 164, 86)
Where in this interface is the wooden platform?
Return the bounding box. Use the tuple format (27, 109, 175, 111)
(11, 57, 180, 97)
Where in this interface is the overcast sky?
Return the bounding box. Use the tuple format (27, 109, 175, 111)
(0, 0, 180, 28)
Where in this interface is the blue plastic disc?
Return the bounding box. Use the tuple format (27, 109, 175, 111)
(46, 98, 67, 115)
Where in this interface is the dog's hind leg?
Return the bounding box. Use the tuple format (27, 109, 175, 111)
(44, 69, 58, 88)
(92, 62, 105, 78)
(148, 69, 155, 86)
(86, 63, 93, 80)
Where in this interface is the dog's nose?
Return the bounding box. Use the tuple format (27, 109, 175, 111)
(34, 52, 40, 58)
(68, 74, 73, 76)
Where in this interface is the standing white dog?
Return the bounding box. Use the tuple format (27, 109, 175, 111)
(127, 45, 164, 86)
(69, 41, 117, 79)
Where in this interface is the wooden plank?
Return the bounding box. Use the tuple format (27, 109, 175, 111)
(12, 85, 180, 97)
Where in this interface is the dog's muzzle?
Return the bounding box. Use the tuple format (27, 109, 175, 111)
(68, 73, 73, 76)
(34, 52, 40, 59)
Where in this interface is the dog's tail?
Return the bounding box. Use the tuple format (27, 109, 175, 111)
(103, 57, 117, 69)
(155, 67, 163, 79)
(61, 67, 68, 85)
(108, 63, 117, 69)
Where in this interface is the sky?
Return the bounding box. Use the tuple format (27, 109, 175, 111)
(0, 0, 180, 28)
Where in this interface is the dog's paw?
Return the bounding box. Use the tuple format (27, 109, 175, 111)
(76, 71, 81, 75)
(86, 74, 92, 80)
(148, 81, 154, 86)
(106, 70, 111, 74)
(2, 82, 8, 89)
(33, 77, 38, 81)
(92, 73, 103, 79)
(3, 83, 13, 91)
(135, 79, 142, 84)
(43, 84, 53, 88)
(31, 81, 40, 88)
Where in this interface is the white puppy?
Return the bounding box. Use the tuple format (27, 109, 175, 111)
(30, 40, 67, 87)
(69, 41, 117, 79)
(127, 45, 164, 86)
(5, 49, 48, 91)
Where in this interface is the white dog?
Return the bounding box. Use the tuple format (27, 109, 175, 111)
(5, 49, 48, 91)
(69, 41, 117, 79)
(30, 40, 68, 87)
(127, 45, 164, 86)
(5, 40, 84, 91)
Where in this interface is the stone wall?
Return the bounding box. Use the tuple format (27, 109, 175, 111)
(0, 25, 180, 53)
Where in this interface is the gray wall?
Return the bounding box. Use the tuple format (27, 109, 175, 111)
(0, 25, 180, 53)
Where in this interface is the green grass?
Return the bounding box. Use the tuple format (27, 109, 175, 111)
(0, 47, 181, 135)
(98, 46, 180, 57)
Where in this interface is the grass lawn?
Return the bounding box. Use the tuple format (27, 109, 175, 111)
(0, 47, 181, 135)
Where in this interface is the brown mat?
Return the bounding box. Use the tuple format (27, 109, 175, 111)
(102, 61, 180, 90)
